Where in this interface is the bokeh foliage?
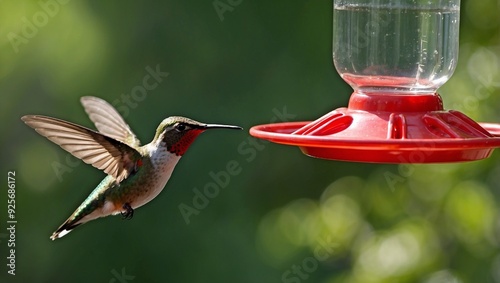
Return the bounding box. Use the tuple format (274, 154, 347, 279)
(1, 0, 499, 282)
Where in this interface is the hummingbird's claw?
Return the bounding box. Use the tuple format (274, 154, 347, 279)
(121, 203, 134, 220)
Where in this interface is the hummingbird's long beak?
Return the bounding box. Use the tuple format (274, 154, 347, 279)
(202, 124, 243, 130)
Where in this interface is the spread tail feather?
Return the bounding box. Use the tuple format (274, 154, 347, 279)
(49, 192, 112, 241)
(50, 200, 120, 240)
(49, 198, 125, 240)
(50, 221, 81, 241)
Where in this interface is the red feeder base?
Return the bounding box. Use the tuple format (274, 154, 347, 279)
(250, 92, 500, 163)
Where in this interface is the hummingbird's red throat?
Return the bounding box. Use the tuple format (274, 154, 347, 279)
(168, 129, 204, 156)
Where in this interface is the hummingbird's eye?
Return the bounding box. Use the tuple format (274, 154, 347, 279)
(175, 123, 186, 132)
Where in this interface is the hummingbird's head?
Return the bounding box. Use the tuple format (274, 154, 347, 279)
(154, 116, 242, 156)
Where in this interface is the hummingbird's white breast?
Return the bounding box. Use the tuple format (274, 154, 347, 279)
(131, 142, 181, 209)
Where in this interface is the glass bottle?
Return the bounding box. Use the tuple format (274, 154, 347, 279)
(333, 0, 461, 94)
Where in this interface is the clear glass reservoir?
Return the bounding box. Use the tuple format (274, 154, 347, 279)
(333, 0, 460, 94)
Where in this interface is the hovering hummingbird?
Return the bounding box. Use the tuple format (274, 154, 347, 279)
(21, 96, 241, 240)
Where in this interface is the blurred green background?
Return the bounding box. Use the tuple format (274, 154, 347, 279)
(1, 0, 500, 282)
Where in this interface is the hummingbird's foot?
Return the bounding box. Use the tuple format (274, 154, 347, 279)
(121, 203, 134, 220)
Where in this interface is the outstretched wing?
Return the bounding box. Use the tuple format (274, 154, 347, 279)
(21, 115, 142, 183)
(80, 96, 141, 148)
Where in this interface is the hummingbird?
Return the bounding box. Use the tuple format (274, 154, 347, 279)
(21, 96, 242, 240)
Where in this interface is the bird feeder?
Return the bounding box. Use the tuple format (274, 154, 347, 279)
(250, 0, 500, 163)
